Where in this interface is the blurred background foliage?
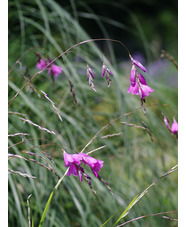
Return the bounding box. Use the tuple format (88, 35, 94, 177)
(8, 0, 178, 226)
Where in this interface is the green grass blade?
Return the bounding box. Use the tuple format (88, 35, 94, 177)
(38, 188, 55, 227)
(112, 164, 178, 226)
(113, 194, 139, 227)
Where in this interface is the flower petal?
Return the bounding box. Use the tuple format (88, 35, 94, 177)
(101, 65, 106, 78)
(107, 68, 113, 76)
(67, 165, 78, 176)
(88, 67, 95, 79)
(171, 119, 178, 134)
(131, 57, 147, 72)
(130, 65, 136, 86)
(141, 84, 154, 98)
(36, 59, 47, 70)
(51, 64, 63, 77)
(138, 73, 147, 85)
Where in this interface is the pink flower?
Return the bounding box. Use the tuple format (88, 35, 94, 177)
(171, 119, 178, 134)
(48, 64, 63, 77)
(64, 152, 84, 181)
(130, 56, 147, 72)
(81, 153, 104, 177)
(101, 64, 113, 87)
(36, 59, 47, 70)
(128, 81, 154, 100)
(162, 113, 170, 128)
(101, 64, 113, 78)
(87, 65, 95, 79)
(63, 152, 104, 181)
(128, 56, 154, 104)
(36, 58, 63, 77)
(130, 65, 136, 86)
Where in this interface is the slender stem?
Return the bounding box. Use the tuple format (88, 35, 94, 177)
(116, 211, 177, 227)
(8, 38, 131, 108)
(38, 168, 69, 227)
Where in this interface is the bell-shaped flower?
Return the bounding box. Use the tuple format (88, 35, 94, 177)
(36, 57, 63, 77)
(128, 80, 154, 100)
(64, 151, 84, 181)
(48, 64, 63, 77)
(63, 152, 104, 181)
(81, 153, 104, 177)
(171, 119, 178, 134)
(36, 59, 47, 70)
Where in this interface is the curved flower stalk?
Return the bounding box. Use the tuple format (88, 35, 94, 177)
(162, 113, 178, 137)
(63, 151, 112, 195)
(128, 55, 154, 114)
(101, 63, 114, 87)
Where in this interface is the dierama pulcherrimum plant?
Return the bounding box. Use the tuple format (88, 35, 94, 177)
(36, 54, 63, 79)
(128, 55, 154, 113)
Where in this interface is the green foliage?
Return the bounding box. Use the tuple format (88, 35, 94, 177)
(8, 0, 177, 226)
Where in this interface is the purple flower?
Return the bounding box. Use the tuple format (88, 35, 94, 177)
(162, 114, 170, 128)
(36, 59, 47, 70)
(81, 153, 104, 177)
(128, 55, 154, 107)
(138, 74, 147, 85)
(48, 64, 63, 77)
(87, 65, 95, 79)
(36, 58, 63, 77)
(130, 65, 136, 86)
(171, 119, 178, 134)
(63, 152, 104, 181)
(130, 56, 147, 72)
(64, 152, 84, 181)
(101, 65, 106, 78)
(101, 64, 113, 87)
(128, 80, 154, 100)
(87, 65, 96, 91)
(101, 64, 113, 78)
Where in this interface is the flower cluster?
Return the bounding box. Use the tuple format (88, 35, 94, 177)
(86, 64, 113, 91)
(36, 58, 63, 77)
(128, 56, 154, 108)
(63, 151, 112, 194)
(87, 65, 96, 92)
(101, 63, 113, 87)
(64, 151, 103, 181)
(162, 113, 178, 136)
